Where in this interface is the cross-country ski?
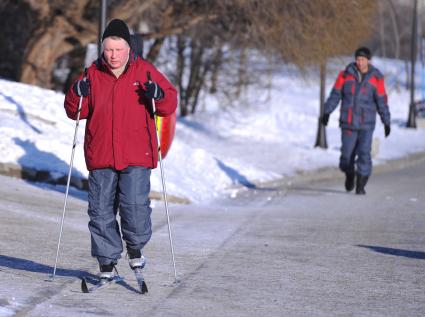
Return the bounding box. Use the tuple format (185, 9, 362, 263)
(133, 269, 148, 294)
(81, 276, 124, 294)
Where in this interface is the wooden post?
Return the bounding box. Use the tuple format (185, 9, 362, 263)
(315, 61, 328, 148)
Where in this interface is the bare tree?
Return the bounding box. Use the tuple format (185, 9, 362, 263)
(2, 0, 378, 117)
(153, 0, 377, 116)
(17, 0, 160, 88)
(388, 0, 401, 60)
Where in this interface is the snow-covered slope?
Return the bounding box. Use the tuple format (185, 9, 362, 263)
(1, 57, 424, 203)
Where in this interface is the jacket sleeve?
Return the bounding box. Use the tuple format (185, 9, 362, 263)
(147, 65, 178, 117)
(64, 73, 90, 120)
(324, 71, 345, 115)
(373, 76, 391, 126)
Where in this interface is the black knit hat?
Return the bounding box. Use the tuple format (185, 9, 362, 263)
(354, 47, 371, 60)
(102, 19, 131, 46)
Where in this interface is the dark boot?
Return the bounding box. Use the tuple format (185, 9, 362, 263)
(344, 172, 355, 192)
(99, 263, 115, 281)
(126, 247, 145, 270)
(355, 174, 369, 195)
(127, 246, 141, 259)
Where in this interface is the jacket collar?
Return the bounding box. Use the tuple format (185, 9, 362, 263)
(346, 62, 376, 82)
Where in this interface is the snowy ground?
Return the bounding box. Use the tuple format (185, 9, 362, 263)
(0, 57, 424, 203)
(0, 150, 424, 317)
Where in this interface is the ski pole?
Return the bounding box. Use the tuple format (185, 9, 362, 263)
(51, 70, 87, 279)
(147, 72, 178, 284)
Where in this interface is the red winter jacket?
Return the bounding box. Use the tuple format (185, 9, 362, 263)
(64, 55, 177, 171)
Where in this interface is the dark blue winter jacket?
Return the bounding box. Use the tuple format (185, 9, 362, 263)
(324, 62, 391, 130)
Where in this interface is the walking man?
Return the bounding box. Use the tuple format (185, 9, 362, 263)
(321, 47, 391, 195)
(64, 19, 177, 279)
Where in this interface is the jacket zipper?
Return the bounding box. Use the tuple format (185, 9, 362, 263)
(352, 69, 362, 127)
(112, 80, 117, 166)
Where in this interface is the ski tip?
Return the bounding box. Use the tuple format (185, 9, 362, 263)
(141, 281, 148, 294)
(81, 278, 89, 293)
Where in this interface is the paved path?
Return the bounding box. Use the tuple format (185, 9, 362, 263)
(0, 157, 424, 316)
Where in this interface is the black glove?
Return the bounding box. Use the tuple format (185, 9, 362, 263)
(143, 81, 164, 101)
(321, 113, 330, 126)
(384, 124, 391, 138)
(73, 79, 90, 97)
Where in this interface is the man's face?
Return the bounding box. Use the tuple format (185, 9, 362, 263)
(355, 56, 369, 74)
(103, 37, 130, 69)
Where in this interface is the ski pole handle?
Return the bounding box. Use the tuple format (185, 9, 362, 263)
(74, 68, 89, 99)
(146, 71, 157, 114)
(80, 68, 88, 85)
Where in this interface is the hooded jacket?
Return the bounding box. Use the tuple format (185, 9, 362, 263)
(324, 62, 391, 130)
(64, 55, 177, 171)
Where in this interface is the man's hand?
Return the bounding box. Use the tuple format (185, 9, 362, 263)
(143, 81, 164, 101)
(384, 124, 391, 138)
(321, 113, 330, 126)
(73, 79, 90, 97)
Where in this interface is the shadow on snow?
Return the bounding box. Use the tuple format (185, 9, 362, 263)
(357, 245, 425, 260)
(0, 91, 42, 134)
(0, 254, 95, 279)
(215, 157, 257, 189)
(14, 137, 87, 200)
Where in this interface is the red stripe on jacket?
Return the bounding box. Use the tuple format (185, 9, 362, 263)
(348, 107, 353, 125)
(368, 76, 387, 96)
(333, 71, 346, 90)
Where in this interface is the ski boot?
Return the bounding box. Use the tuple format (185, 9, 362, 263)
(80, 263, 121, 293)
(99, 263, 116, 284)
(127, 248, 148, 293)
(127, 248, 146, 270)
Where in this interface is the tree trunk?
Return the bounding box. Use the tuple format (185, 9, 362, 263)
(190, 64, 209, 114)
(176, 35, 188, 116)
(314, 61, 327, 148)
(185, 40, 203, 112)
(209, 47, 222, 94)
(387, 0, 400, 60)
(235, 49, 247, 98)
(18, 0, 159, 88)
(146, 37, 165, 63)
(378, 0, 386, 58)
(19, 16, 86, 88)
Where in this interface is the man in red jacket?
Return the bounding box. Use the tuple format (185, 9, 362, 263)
(64, 19, 177, 281)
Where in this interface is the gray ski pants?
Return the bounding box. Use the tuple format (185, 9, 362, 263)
(87, 167, 152, 266)
(339, 128, 374, 177)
